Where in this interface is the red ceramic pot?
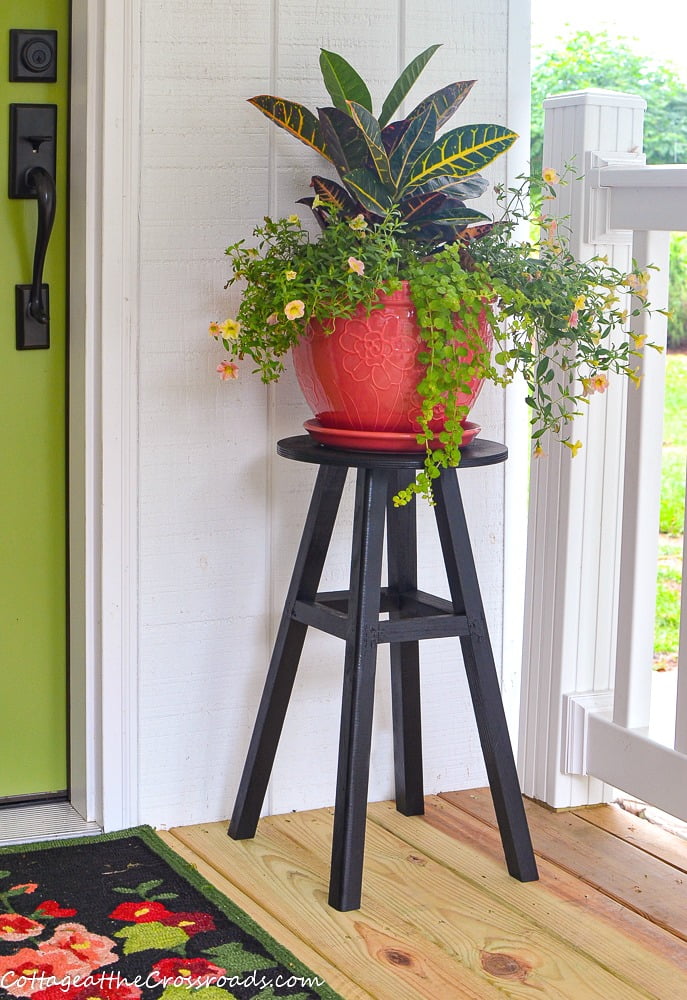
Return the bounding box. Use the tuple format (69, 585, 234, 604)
(291, 281, 492, 449)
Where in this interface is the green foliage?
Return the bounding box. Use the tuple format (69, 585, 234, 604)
(530, 30, 687, 175)
(655, 536, 682, 659)
(660, 353, 687, 534)
(212, 168, 659, 504)
(249, 45, 516, 248)
(668, 235, 687, 350)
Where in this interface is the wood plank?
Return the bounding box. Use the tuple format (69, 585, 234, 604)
(441, 789, 687, 942)
(278, 807, 656, 999)
(170, 818, 502, 1000)
(156, 830, 371, 1000)
(412, 796, 687, 996)
(573, 803, 687, 875)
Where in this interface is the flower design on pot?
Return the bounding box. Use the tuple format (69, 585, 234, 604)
(339, 314, 418, 391)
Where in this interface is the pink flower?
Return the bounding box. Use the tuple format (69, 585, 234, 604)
(216, 360, 239, 380)
(38, 923, 118, 974)
(347, 256, 365, 275)
(567, 309, 579, 329)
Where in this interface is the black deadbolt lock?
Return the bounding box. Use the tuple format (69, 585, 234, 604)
(10, 30, 58, 83)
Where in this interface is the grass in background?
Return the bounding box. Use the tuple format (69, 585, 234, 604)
(655, 353, 686, 667)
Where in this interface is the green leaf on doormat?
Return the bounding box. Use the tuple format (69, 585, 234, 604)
(114, 920, 189, 954)
(204, 940, 276, 972)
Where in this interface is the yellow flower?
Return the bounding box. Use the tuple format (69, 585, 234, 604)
(284, 299, 305, 320)
(533, 443, 546, 459)
(628, 368, 642, 388)
(347, 256, 365, 275)
(631, 333, 647, 349)
(564, 439, 584, 457)
(312, 194, 324, 208)
(348, 214, 368, 232)
(219, 318, 240, 340)
(542, 167, 560, 184)
(285, 270, 297, 280)
(288, 214, 300, 224)
(574, 294, 586, 310)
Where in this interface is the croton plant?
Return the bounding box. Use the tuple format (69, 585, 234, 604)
(249, 45, 516, 249)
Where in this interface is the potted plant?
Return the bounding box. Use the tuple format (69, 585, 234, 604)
(210, 46, 659, 504)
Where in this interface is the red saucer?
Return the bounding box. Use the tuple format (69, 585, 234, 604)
(303, 419, 481, 452)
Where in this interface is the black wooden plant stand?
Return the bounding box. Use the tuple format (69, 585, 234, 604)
(228, 435, 538, 911)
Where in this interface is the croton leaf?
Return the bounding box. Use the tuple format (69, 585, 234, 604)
(347, 102, 393, 185)
(408, 204, 490, 229)
(407, 80, 476, 130)
(389, 106, 437, 191)
(416, 173, 490, 200)
(317, 107, 369, 176)
(342, 167, 394, 215)
(401, 190, 488, 227)
(381, 118, 414, 157)
(309, 175, 360, 214)
(248, 95, 330, 160)
(378, 44, 441, 128)
(405, 123, 518, 190)
(319, 49, 372, 114)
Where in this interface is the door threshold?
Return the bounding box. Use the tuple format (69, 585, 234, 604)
(0, 801, 101, 846)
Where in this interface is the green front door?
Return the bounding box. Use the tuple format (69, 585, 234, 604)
(0, 0, 69, 801)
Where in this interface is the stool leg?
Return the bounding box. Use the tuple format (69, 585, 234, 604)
(433, 469, 538, 883)
(229, 465, 348, 841)
(329, 467, 388, 911)
(386, 473, 424, 816)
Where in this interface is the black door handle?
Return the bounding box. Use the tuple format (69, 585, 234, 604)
(25, 165, 56, 324)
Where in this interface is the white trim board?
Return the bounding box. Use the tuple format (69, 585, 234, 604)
(68, 0, 142, 831)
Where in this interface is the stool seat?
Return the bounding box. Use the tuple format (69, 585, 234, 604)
(229, 435, 538, 910)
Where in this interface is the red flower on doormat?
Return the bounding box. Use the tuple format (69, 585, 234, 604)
(34, 901, 78, 919)
(0, 914, 44, 942)
(107, 902, 174, 924)
(149, 955, 226, 985)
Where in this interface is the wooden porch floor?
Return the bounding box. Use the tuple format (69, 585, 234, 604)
(161, 789, 687, 999)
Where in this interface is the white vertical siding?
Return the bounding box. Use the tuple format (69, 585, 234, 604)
(136, 0, 523, 826)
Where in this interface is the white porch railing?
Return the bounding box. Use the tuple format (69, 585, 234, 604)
(519, 90, 687, 821)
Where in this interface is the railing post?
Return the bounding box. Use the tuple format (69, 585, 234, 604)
(613, 229, 669, 730)
(518, 90, 647, 808)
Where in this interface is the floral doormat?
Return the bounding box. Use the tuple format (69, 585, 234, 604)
(0, 826, 341, 1000)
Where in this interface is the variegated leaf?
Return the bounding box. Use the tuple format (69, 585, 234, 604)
(415, 174, 489, 200)
(319, 49, 372, 114)
(405, 123, 518, 191)
(347, 102, 393, 186)
(248, 96, 330, 159)
(378, 44, 441, 127)
(407, 80, 476, 130)
(389, 106, 437, 192)
(310, 175, 360, 214)
(342, 167, 394, 216)
(317, 107, 369, 176)
(402, 191, 488, 227)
